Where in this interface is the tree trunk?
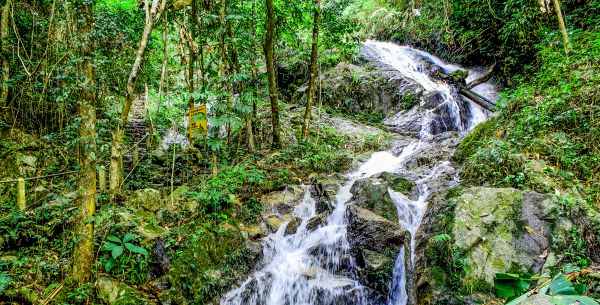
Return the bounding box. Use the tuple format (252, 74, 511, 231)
(225, 19, 255, 152)
(552, 0, 570, 53)
(109, 0, 166, 197)
(264, 0, 282, 148)
(467, 62, 496, 89)
(458, 88, 496, 112)
(250, 0, 260, 148)
(71, 0, 96, 284)
(0, 0, 10, 114)
(301, 0, 320, 140)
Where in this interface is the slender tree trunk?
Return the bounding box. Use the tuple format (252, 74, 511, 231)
(109, 0, 166, 197)
(552, 0, 570, 53)
(0, 0, 11, 114)
(301, 0, 320, 140)
(158, 10, 168, 105)
(250, 0, 260, 148)
(71, 0, 96, 284)
(264, 0, 282, 148)
(225, 20, 254, 152)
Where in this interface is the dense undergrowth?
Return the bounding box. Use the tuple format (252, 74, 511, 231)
(456, 30, 599, 211)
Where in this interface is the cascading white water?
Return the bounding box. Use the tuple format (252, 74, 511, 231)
(222, 41, 497, 305)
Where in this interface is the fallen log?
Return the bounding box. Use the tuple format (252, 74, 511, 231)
(467, 62, 496, 89)
(459, 88, 497, 112)
(438, 69, 497, 112)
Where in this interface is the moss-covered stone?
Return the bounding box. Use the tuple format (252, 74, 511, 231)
(453, 117, 498, 163)
(351, 178, 398, 222)
(160, 222, 257, 305)
(361, 249, 396, 297)
(96, 276, 154, 305)
(377, 172, 415, 196)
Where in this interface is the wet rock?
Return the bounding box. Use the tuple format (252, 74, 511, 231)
(313, 62, 419, 118)
(127, 188, 163, 213)
(96, 276, 154, 305)
(261, 185, 306, 215)
(306, 212, 329, 231)
(358, 248, 396, 298)
(285, 217, 302, 235)
(348, 207, 407, 255)
(351, 178, 398, 223)
(374, 171, 415, 196)
(149, 237, 170, 280)
(238, 224, 267, 240)
(264, 214, 293, 232)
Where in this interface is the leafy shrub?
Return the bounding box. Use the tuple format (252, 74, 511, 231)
(100, 233, 150, 285)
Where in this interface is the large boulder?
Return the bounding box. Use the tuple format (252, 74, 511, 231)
(348, 206, 408, 299)
(158, 222, 260, 305)
(96, 276, 154, 305)
(260, 185, 306, 215)
(350, 172, 415, 223)
(351, 178, 398, 223)
(451, 187, 558, 288)
(314, 62, 420, 118)
(127, 188, 163, 213)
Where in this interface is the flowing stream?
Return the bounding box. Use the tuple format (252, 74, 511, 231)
(222, 41, 497, 305)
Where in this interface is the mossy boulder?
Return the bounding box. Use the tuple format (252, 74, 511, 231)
(376, 171, 414, 196)
(159, 222, 258, 305)
(315, 62, 420, 118)
(260, 185, 306, 215)
(127, 188, 163, 213)
(351, 178, 397, 222)
(359, 248, 397, 298)
(451, 187, 558, 288)
(96, 276, 154, 305)
(351, 172, 415, 223)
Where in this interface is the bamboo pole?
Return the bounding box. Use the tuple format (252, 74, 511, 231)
(98, 167, 106, 193)
(133, 145, 140, 166)
(552, 0, 570, 53)
(17, 178, 25, 211)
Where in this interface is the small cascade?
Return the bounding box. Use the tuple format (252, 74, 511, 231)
(222, 41, 497, 305)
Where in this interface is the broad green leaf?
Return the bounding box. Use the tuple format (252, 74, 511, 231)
(496, 273, 521, 280)
(494, 281, 516, 299)
(106, 236, 122, 244)
(100, 242, 118, 252)
(105, 259, 116, 272)
(123, 233, 136, 243)
(573, 283, 586, 295)
(111, 245, 124, 259)
(516, 279, 531, 292)
(124, 243, 149, 257)
(539, 284, 550, 295)
(549, 275, 575, 295)
(551, 295, 599, 305)
(506, 293, 530, 305)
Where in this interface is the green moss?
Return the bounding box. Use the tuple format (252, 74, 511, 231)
(164, 222, 255, 304)
(461, 278, 493, 294)
(399, 92, 419, 110)
(379, 172, 415, 195)
(445, 187, 464, 200)
(362, 249, 396, 296)
(453, 117, 498, 163)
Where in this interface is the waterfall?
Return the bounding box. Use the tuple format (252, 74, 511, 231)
(222, 41, 497, 305)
